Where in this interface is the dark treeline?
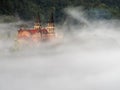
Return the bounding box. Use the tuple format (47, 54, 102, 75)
(0, 0, 120, 22)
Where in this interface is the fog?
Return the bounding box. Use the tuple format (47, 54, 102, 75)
(0, 7, 120, 90)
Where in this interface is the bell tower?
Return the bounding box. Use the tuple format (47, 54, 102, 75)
(47, 12, 55, 34)
(34, 14, 41, 30)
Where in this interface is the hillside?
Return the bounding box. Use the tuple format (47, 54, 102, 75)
(0, 0, 120, 22)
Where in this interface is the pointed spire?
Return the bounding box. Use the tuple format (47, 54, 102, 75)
(35, 13, 41, 23)
(49, 12, 54, 23)
(51, 12, 54, 23)
(36, 12, 41, 23)
(34, 12, 41, 30)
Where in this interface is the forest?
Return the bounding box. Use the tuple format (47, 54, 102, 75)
(0, 0, 120, 22)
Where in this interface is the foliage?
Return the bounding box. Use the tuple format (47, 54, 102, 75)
(0, 0, 120, 22)
(0, 15, 17, 23)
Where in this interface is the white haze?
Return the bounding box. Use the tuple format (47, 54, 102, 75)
(0, 7, 120, 90)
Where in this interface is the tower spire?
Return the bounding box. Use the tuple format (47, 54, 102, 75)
(36, 12, 41, 23)
(49, 12, 54, 23)
(34, 13, 41, 30)
(47, 11, 55, 33)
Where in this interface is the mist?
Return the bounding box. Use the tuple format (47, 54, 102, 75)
(0, 7, 120, 90)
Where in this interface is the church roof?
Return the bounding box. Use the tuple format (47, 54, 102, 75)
(28, 29, 39, 34)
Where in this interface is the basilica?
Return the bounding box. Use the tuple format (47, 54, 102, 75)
(17, 13, 56, 46)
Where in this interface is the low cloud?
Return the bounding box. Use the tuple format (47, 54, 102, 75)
(0, 7, 120, 90)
